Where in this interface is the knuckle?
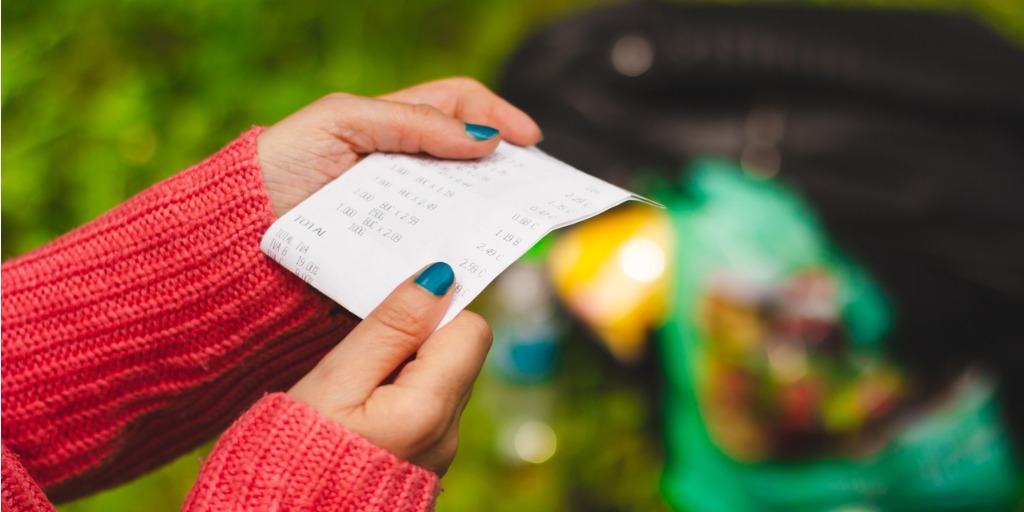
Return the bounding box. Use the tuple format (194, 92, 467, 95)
(393, 404, 449, 457)
(447, 76, 485, 91)
(406, 102, 441, 122)
(412, 400, 453, 444)
(369, 300, 431, 343)
(313, 92, 372, 149)
(320, 91, 355, 106)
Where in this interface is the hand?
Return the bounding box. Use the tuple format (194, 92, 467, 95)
(287, 262, 492, 475)
(257, 77, 543, 217)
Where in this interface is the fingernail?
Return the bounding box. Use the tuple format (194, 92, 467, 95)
(415, 262, 455, 296)
(465, 123, 499, 141)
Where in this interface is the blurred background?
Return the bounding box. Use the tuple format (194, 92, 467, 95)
(3, 1, 1023, 511)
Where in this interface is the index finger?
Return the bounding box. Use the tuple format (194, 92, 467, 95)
(379, 77, 543, 147)
(388, 310, 492, 408)
(303, 262, 455, 403)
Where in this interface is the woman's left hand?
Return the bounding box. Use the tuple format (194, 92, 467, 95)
(256, 77, 543, 217)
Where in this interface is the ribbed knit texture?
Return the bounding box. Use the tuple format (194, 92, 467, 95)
(1, 128, 440, 510)
(184, 393, 438, 511)
(2, 445, 55, 512)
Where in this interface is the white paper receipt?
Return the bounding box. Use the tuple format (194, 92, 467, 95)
(260, 142, 661, 326)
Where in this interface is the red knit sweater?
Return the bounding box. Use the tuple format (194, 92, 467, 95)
(1, 127, 440, 511)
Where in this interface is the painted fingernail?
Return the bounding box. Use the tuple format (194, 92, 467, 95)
(465, 123, 499, 141)
(415, 262, 455, 296)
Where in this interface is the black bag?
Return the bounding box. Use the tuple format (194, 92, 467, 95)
(498, 1, 1024, 443)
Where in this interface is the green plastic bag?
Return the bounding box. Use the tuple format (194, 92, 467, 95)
(657, 159, 1020, 511)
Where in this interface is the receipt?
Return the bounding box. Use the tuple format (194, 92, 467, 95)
(260, 142, 661, 326)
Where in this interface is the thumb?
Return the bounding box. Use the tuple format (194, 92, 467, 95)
(296, 262, 456, 404)
(318, 93, 502, 159)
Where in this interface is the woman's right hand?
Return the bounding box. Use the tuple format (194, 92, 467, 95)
(287, 262, 491, 476)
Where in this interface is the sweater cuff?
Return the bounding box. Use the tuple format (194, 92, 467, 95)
(184, 393, 440, 512)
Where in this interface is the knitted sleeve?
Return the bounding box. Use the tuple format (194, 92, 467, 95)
(184, 393, 439, 511)
(0, 127, 438, 509)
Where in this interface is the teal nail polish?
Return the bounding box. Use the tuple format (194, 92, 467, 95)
(415, 262, 455, 296)
(465, 123, 499, 141)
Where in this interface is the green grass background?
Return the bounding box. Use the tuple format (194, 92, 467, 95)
(3, 1, 1022, 511)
